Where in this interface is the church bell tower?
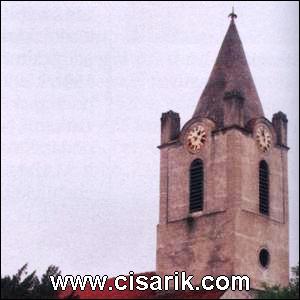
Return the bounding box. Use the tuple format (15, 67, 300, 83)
(156, 12, 289, 290)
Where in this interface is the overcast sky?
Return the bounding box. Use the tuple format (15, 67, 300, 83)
(1, 1, 299, 278)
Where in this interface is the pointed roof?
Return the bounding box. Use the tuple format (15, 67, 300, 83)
(193, 17, 264, 127)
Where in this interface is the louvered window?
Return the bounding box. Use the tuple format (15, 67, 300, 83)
(189, 159, 204, 213)
(259, 160, 269, 215)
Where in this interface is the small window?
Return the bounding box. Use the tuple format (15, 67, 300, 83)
(259, 160, 269, 215)
(259, 248, 270, 268)
(189, 159, 204, 213)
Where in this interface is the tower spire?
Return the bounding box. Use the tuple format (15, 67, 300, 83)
(193, 14, 264, 127)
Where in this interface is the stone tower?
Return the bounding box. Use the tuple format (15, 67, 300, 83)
(156, 13, 289, 290)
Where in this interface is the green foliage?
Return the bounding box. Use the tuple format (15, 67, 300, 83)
(256, 263, 299, 299)
(1, 264, 77, 299)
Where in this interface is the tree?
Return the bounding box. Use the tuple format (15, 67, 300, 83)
(1, 264, 77, 299)
(256, 263, 299, 299)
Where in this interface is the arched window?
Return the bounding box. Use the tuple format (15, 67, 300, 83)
(189, 159, 204, 213)
(259, 160, 269, 215)
(259, 248, 270, 268)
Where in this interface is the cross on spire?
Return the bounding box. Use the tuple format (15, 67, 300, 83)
(228, 6, 237, 20)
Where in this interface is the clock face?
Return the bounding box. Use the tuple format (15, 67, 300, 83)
(256, 125, 272, 152)
(186, 124, 207, 153)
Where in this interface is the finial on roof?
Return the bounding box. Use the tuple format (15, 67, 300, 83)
(228, 6, 237, 21)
